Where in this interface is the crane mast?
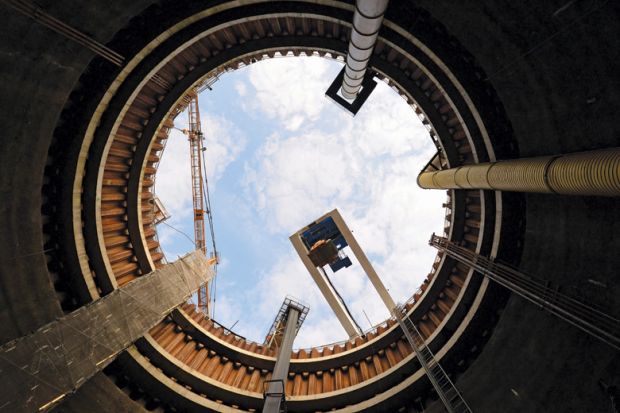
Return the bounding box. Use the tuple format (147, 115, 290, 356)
(187, 92, 210, 315)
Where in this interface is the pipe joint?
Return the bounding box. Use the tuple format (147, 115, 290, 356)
(340, 0, 389, 99)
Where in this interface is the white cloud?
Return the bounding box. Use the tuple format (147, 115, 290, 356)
(244, 56, 335, 127)
(234, 81, 247, 96)
(250, 252, 351, 347)
(242, 76, 442, 236)
(177, 250, 354, 347)
(156, 57, 449, 348)
(235, 58, 447, 345)
(286, 114, 305, 131)
(201, 114, 247, 185)
(243, 130, 357, 231)
(155, 112, 247, 250)
(211, 293, 244, 331)
(154, 128, 193, 221)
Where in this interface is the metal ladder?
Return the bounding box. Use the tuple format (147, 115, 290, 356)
(394, 306, 472, 413)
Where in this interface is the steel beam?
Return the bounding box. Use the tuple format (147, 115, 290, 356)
(329, 209, 396, 312)
(290, 233, 362, 337)
(262, 305, 301, 413)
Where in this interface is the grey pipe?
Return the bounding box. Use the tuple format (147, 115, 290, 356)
(262, 306, 301, 413)
(341, 0, 389, 100)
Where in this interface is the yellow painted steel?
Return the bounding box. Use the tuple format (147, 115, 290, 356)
(463, 164, 494, 190)
(487, 157, 549, 192)
(547, 149, 620, 196)
(435, 168, 460, 188)
(417, 171, 436, 188)
(453, 167, 470, 188)
(418, 148, 620, 196)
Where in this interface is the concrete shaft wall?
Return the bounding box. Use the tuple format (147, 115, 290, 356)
(0, 1, 618, 412)
(413, 1, 620, 411)
(0, 2, 157, 412)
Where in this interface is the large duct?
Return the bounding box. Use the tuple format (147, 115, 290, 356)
(340, 0, 389, 100)
(417, 148, 620, 196)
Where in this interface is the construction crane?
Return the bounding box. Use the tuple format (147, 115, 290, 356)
(181, 91, 217, 316)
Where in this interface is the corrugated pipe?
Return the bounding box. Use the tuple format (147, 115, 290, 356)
(417, 148, 620, 196)
(340, 0, 389, 100)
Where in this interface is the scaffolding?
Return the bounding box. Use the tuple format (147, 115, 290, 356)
(264, 296, 309, 351)
(0, 250, 214, 412)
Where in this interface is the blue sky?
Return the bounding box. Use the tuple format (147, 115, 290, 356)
(155, 55, 446, 348)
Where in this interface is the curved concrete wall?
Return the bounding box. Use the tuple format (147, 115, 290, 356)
(0, 1, 618, 412)
(411, 1, 620, 411)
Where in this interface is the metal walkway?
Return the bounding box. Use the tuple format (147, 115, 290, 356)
(394, 305, 472, 413)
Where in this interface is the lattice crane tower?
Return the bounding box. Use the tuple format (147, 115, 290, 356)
(186, 92, 210, 315)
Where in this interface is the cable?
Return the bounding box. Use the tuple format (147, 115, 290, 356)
(199, 124, 219, 319)
(320, 267, 364, 334)
(200, 145, 218, 262)
(211, 272, 217, 320)
(160, 221, 196, 247)
(430, 236, 620, 350)
(1, 248, 54, 263)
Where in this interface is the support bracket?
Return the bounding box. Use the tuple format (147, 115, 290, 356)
(325, 67, 377, 116)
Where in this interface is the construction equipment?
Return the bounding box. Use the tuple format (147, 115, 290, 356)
(262, 297, 309, 413)
(291, 211, 362, 338)
(180, 92, 217, 316)
(300, 216, 352, 272)
(264, 296, 310, 351)
(153, 195, 171, 225)
(291, 210, 472, 412)
(291, 209, 396, 338)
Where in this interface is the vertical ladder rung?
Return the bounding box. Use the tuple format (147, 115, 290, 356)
(394, 307, 472, 413)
